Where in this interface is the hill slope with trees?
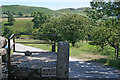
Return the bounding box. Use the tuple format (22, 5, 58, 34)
(1, 5, 87, 17)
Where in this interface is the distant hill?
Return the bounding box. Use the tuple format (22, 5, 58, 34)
(57, 7, 89, 12)
(57, 8, 87, 16)
(2, 5, 59, 15)
(57, 7, 90, 16)
(1, 5, 89, 16)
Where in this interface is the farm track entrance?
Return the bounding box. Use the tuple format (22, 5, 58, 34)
(4, 34, 120, 80)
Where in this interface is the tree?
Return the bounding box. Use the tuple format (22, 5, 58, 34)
(89, 19, 118, 49)
(2, 26, 13, 38)
(7, 12, 15, 26)
(31, 13, 90, 46)
(39, 18, 63, 41)
(40, 14, 90, 46)
(86, 1, 120, 19)
(18, 12, 23, 17)
(31, 12, 48, 29)
(12, 12, 16, 15)
(59, 14, 89, 46)
(85, 0, 120, 49)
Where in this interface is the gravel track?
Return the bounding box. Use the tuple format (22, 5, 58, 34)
(11, 43, 120, 78)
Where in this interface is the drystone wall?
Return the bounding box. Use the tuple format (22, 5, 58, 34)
(0, 36, 7, 80)
(0, 56, 2, 80)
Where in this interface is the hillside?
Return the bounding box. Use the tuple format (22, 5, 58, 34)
(57, 7, 88, 13)
(2, 5, 59, 15)
(1, 5, 88, 16)
(57, 8, 88, 16)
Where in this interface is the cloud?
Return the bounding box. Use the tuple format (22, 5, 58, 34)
(2, 0, 120, 2)
(2, 0, 92, 2)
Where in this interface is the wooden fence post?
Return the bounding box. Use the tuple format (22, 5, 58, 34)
(13, 36, 15, 52)
(8, 39, 11, 65)
(56, 42, 69, 80)
(52, 44, 55, 52)
(8, 39, 11, 79)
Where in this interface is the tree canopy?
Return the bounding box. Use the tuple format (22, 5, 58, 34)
(34, 14, 91, 46)
(85, 0, 120, 49)
(31, 12, 48, 29)
(7, 11, 15, 26)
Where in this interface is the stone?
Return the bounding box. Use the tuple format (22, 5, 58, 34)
(25, 51, 32, 56)
(0, 56, 2, 64)
(0, 37, 7, 79)
(0, 56, 2, 80)
(0, 48, 7, 62)
(0, 36, 7, 49)
(56, 42, 69, 79)
(0, 48, 7, 56)
(41, 67, 56, 77)
(0, 66, 2, 80)
(12, 70, 29, 79)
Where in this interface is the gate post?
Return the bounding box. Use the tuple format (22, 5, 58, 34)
(56, 42, 69, 80)
(13, 36, 15, 52)
(52, 44, 55, 52)
(8, 39, 11, 79)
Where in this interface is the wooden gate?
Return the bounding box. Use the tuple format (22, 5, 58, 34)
(7, 34, 56, 79)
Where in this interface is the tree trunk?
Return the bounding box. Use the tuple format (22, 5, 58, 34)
(107, 39, 115, 48)
(101, 46, 104, 51)
(86, 39, 88, 44)
(72, 42, 75, 46)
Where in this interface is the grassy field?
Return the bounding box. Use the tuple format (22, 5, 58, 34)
(2, 17, 33, 33)
(15, 39, 120, 69)
(1, 17, 33, 21)
(12, 19, 33, 32)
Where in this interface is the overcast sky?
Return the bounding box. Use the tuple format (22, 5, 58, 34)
(1, 0, 92, 10)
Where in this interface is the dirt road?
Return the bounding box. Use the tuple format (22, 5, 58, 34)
(12, 43, 120, 78)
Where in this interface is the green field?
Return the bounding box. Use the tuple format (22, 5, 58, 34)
(13, 19, 33, 32)
(2, 18, 33, 33)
